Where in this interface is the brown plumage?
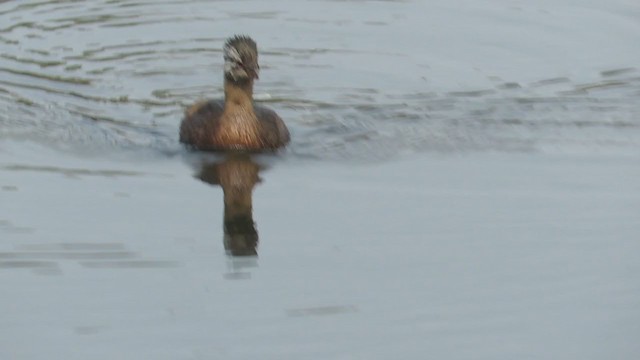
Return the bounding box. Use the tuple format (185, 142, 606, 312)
(180, 35, 290, 151)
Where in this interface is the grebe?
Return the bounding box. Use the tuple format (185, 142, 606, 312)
(180, 35, 290, 151)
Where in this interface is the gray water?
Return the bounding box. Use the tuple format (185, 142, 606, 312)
(1, 0, 639, 159)
(1, 1, 640, 359)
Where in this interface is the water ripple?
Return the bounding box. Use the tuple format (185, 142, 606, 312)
(0, 0, 638, 160)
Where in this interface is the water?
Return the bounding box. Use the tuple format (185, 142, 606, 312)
(1, 1, 640, 359)
(1, 0, 639, 159)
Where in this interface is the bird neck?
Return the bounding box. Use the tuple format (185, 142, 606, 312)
(224, 77, 254, 110)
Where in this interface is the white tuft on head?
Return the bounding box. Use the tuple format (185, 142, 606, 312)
(223, 44, 242, 63)
(223, 44, 243, 80)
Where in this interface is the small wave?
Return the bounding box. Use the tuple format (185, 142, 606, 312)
(0, 1, 638, 161)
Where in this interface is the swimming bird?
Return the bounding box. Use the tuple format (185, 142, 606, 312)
(180, 35, 290, 151)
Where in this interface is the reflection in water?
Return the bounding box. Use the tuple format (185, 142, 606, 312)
(195, 154, 262, 257)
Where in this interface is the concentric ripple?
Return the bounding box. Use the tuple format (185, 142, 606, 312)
(1, 0, 639, 159)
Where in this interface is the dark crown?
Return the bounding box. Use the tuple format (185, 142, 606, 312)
(225, 35, 257, 52)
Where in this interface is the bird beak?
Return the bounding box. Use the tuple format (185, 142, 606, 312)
(250, 66, 260, 80)
(238, 62, 259, 80)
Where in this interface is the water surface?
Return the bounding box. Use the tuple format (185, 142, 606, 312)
(1, 0, 639, 159)
(1, 1, 639, 359)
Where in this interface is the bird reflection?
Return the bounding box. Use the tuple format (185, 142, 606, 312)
(195, 154, 263, 256)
